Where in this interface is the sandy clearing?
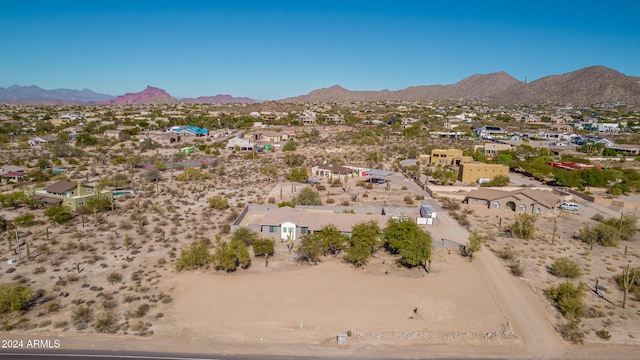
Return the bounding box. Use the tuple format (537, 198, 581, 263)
(160, 252, 510, 345)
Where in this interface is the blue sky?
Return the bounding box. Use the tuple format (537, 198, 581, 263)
(1, 0, 638, 100)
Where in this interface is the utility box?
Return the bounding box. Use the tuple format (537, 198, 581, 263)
(336, 333, 348, 344)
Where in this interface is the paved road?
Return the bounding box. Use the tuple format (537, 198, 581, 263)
(0, 349, 490, 360)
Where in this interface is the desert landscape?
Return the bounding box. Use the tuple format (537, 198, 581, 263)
(0, 100, 638, 360)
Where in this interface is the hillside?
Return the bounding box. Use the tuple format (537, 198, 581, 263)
(279, 66, 640, 105)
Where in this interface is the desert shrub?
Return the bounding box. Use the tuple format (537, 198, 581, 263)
(282, 140, 298, 151)
(46, 301, 61, 313)
(557, 321, 585, 344)
(44, 205, 72, 224)
(71, 304, 93, 327)
(102, 299, 117, 309)
(439, 197, 460, 211)
(596, 329, 611, 340)
(550, 257, 582, 279)
(95, 311, 119, 333)
(545, 282, 585, 319)
(508, 260, 524, 277)
(510, 213, 537, 239)
(132, 303, 150, 318)
(175, 239, 211, 271)
(107, 272, 122, 284)
(495, 246, 515, 260)
(0, 283, 33, 313)
(603, 213, 638, 241)
(207, 195, 229, 209)
(15, 213, 35, 226)
(403, 195, 414, 205)
(33, 267, 46, 275)
(579, 223, 619, 247)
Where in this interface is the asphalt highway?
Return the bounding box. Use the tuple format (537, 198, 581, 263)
(0, 350, 482, 360)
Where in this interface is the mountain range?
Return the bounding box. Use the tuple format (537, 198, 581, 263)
(1, 66, 638, 105)
(280, 66, 640, 105)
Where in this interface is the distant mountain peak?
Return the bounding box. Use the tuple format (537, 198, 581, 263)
(279, 66, 640, 105)
(104, 86, 177, 105)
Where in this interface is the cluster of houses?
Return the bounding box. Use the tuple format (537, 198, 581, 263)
(418, 148, 510, 184)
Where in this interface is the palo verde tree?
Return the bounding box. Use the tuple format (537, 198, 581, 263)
(384, 218, 432, 271)
(213, 239, 251, 272)
(297, 232, 323, 264)
(344, 221, 383, 268)
(462, 231, 488, 261)
(293, 186, 322, 205)
(252, 238, 275, 267)
(44, 204, 73, 225)
(510, 213, 537, 239)
(175, 239, 211, 271)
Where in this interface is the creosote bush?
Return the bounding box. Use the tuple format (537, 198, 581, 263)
(550, 257, 582, 279)
(545, 282, 585, 319)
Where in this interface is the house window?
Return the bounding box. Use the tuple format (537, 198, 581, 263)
(269, 226, 278, 233)
(535, 207, 541, 214)
(519, 204, 526, 211)
(493, 201, 500, 209)
(301, 227, 309, 234)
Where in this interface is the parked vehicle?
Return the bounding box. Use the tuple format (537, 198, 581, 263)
(559, 202, 580, 211)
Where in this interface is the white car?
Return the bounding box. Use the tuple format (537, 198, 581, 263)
(559, 202, 580, 211)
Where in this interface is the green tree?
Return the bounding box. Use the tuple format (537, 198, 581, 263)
(344, 221, 382, 268)
(510, 213, 537, 239)
(0, 283, 33, 313)
(175, 239, 211, 271)
(44, 205, 72, 224)
(284, 153, 304, 167)
(579, 223, 619, 249)
(550, 257, 582, 278)
(75, 133, 98, 146)
(282, 140, 299, 151)
(432, 166, 457, 185)
(293, 186, 322, 205)
(365, 151, 383, 168)
(288, 167, 309, 183)
(385, 218, 432, 269)
(297, 233, 323, 264)
(26, 168, 51, 182)
(213, 239, 251, 272)
(36, 158, 51, 169)
(482, 174, 510, 187)
(463, 231, 487, 261)
(316, 224, 348, 255)
(252, 239, 275, 267)
(231, 227, 260, 246)
(603, 213, 638, 241)
(85, 194, 113, 213)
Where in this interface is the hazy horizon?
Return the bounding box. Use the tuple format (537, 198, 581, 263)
(1, 0, 638, 100)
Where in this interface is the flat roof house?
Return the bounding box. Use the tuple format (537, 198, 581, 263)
(34, 180, 113, 211)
